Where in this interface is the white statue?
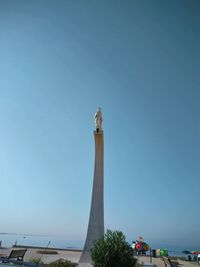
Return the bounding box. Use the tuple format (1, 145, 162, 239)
(94, 107, 103, 131)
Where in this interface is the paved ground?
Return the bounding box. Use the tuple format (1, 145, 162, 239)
(177, 259, 199, 267)
(0, 248, 167, 266)
(136, 255, 170, 267)
(0, 247, 81, 264)
(0, 247, 199, 267)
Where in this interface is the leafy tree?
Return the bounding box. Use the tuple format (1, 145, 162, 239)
(91, 229, 137, 267)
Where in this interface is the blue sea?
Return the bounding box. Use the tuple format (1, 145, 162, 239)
(0, 233, 83, 250)
(0, 233, 199, 258)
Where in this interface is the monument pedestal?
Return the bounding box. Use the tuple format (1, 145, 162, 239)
(79, 130, 104, 264)
(78, 263, 92, 267)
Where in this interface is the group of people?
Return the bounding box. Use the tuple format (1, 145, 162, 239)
(131, 239, 150, 255)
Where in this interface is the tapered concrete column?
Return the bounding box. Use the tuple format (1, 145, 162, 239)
(79, 130, 104, 265)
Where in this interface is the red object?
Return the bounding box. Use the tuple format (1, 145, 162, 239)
(135, 242, 142, 251)
(192, 251, 200, 255)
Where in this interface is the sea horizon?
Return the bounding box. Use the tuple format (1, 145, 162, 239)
(0, 233, 199, 258)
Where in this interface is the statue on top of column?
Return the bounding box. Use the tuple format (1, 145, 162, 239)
(94, 107, 103, 132)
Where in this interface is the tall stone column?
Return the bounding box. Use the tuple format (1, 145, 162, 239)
(79, 109, 104, 265)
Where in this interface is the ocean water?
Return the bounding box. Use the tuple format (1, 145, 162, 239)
(136, 242, 200, 258)
(0, 233, 199, 258)
(0, 233, 84, 250)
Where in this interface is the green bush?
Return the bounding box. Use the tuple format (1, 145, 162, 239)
(29, 257, 44, 264)
(91, 229, 137, 267)
(45, 259, 77, 267)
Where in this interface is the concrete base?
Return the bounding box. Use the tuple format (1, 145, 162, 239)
(78, 263, 92, 267)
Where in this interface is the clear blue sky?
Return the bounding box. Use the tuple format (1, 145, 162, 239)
(0, 0, 200, 247)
